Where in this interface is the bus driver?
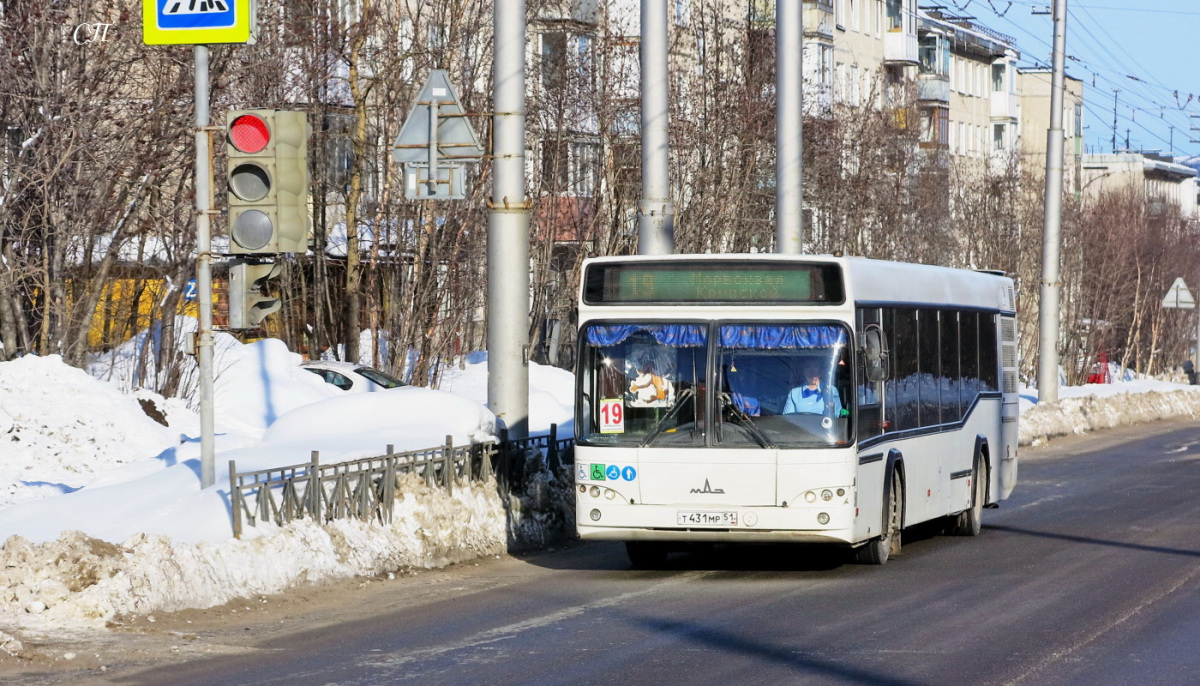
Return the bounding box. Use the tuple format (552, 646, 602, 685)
(783, 365, 842, 416)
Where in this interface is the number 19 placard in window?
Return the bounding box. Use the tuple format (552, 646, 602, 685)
(142, 0, 254, 45)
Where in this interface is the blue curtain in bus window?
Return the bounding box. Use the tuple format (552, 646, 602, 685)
(718, 325, 847, 349)
(586, 324, 708, 347)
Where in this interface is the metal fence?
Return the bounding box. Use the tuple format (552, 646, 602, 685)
(229, 424, 574, 538)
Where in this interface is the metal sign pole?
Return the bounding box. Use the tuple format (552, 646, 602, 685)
(487, 0, 530, 439)
(195, 45, 216, 488)
(1037, 0, 1067, 403)
(776, 0, 803, 254)
(638, 0, 674, 255)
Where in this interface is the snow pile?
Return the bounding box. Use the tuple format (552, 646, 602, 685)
(0, 475, 506, 630)
(88, 320, 338, 436)
(0, 344, 577, 638)
(1019, 380, 1200, 445)
(0, 355, 183, 508)
(438, 351, 577, 436)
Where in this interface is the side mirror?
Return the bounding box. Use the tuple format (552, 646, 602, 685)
(863, 325, 889, 382)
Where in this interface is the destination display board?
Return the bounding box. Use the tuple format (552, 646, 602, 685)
(583, 261, 844, 305)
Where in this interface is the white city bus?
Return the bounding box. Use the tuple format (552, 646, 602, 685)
(573, 254, 1019, 566)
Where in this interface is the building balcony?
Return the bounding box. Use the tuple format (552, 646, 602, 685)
(804, 0, 834, 39)
(535, 0, 598, 25)
(917, 75, 950, 103)
(990, 93, 1018, 120)
(884, 29, 919, 66)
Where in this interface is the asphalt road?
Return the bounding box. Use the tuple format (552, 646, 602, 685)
(122, 421, 1200, 686)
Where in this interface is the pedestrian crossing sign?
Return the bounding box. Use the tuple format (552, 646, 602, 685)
(143, 0, 254, 45)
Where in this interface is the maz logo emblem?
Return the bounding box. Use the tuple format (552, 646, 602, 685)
(690, 479, 725, 495)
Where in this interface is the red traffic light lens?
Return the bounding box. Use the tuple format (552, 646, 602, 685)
(229, 115, 270, 154)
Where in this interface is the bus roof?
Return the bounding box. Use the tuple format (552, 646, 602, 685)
(580, 254, 1015, 314)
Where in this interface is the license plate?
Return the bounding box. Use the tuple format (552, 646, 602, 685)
(676, 510, 737, 527)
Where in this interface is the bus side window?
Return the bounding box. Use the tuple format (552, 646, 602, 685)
(980, 314, 1000, 391)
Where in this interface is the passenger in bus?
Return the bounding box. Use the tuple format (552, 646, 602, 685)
(783, 366, 843, 416)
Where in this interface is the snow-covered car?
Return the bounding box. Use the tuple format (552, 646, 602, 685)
(301, 360, 407, 393)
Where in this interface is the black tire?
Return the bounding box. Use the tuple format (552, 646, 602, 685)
(951, 458, 985, 537)
(626, 541, 668, 569)
(855, 470, 903, 565)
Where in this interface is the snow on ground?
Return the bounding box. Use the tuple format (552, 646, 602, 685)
(0, 334, 572, 636)
(438, 350, 576, 436)
(1, 331, 1199, 638)
(0, 355, 184, 508)
(1019, 378, 1200, 445)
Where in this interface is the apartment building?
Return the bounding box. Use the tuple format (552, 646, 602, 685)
(1017, 68, 1084, 196)
(824, 0, 919, 108)
(1081, 153, 1198, 218)
(916, 9, 1020, 168)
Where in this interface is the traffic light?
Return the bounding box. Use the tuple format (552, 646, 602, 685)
(227, 259, 282, 330)
(225, 110, 310, 254)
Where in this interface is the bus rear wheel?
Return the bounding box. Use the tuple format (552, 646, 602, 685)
(951, 458, 986, 536)
(855, 471, 903, 565)
(626, 541, 667, 569)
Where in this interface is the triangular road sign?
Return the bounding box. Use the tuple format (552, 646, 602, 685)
(1162, 277, 1196, 309)
(392, 70, 485, 164)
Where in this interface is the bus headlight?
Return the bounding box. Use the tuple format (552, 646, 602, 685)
(817, 512, 830, 525)
(804, 491, 817, 503)
(605, 489, 616, 500)
(579, 485, 587, 494)
(821, 489, 833, 501)
(590, 509, 602, 521)
(589, 486, 601, 498)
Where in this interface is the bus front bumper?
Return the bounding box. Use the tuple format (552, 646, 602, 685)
(576, 502, 856, 545)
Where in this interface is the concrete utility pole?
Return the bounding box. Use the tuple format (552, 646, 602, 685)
(194, 46, 216, 488)
(776, 0, 803, 254)
(639, 0, 674, 255)
(1037, 0, 1067, 404)
(487, 0, 530, 438)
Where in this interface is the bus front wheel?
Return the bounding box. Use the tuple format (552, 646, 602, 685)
(855, 470, 903, 565)
(626, 541, 667, 569)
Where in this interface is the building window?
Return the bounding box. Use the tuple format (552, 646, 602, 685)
(542, 32, 567, 92)
(992, 63, 1005, 92)
(674, 0, 690, 26)
(887, 0, 902, 31)
(542, 138, 569, 191)
(571, 142, 599, 196)
(993, 123, 1006, 150)
(398, 18, 414, 80)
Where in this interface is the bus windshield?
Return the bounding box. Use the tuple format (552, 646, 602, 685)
(577, 322, 854, 448)
(577, 323, 708, 447)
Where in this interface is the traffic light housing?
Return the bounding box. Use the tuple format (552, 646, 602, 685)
(225, 110, 310, 254)
(227, 259, 282, 330)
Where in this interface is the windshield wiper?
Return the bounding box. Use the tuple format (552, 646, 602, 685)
(641, 388, 695, 447)
(719, 393, 775, 449)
